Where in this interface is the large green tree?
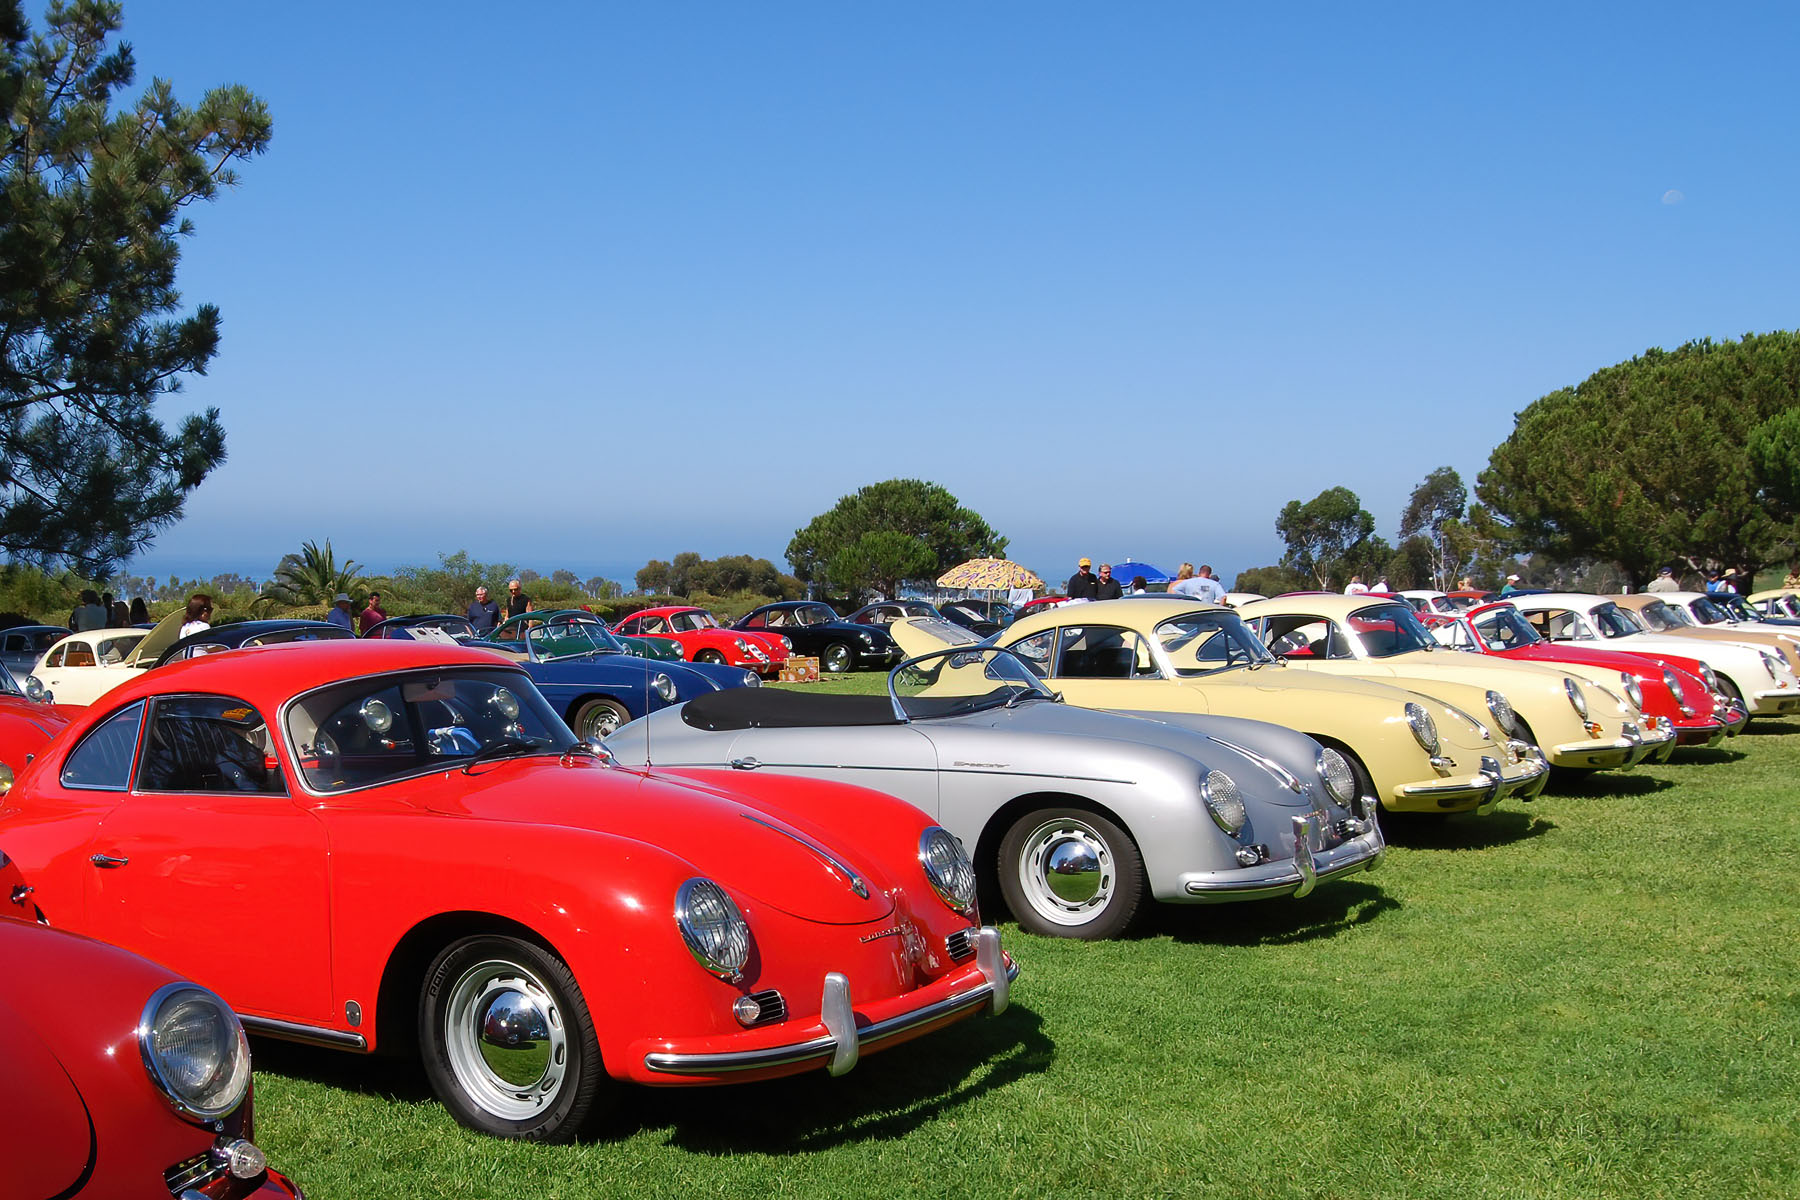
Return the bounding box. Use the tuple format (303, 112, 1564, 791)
(787, 479, 1006, 597)
(1477, 332, 1800, 586)
(1398, 466, 1483, 590)
(0, 0, 271, 573)
(260, 539, 361, 607)
(1275, 486, 1377, 589)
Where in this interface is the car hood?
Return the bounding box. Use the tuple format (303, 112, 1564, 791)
(122, 607, 186, 667)
(0, 955, 96, 1200)
(421, 761, 894, 925)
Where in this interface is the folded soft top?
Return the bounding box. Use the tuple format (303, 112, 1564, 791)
(679, 688, 897, 731)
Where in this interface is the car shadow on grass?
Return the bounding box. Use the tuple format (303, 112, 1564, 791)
(1379, 807, 1558, 851)
(249, 1036, 436, 1104)
(1543, 770, 1676, 799)
(1138, 878, 1400, 948)
(626, 1002, 1054, 1153)
(1742, 717, 1800, 737)
(1670, 746, 1748, 766)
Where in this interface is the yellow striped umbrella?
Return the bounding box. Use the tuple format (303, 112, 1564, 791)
(936, 558, 1044, 590)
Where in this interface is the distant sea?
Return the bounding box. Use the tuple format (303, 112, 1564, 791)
(116, 551, 649, 590)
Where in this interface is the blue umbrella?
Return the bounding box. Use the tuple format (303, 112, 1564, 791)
(1109, 560, 1169, 584)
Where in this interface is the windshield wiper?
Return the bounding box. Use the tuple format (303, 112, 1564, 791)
(460, 738, 547, 772)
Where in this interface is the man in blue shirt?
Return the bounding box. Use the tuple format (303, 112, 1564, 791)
(467, 585, 501, 635)
(324, 593, 355, 631)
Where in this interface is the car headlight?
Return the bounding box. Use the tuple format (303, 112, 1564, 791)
(741, 670, 761, 687)
(858, 631, 874, 644)
(652, 672, 677, 702)
(1564, 677, 1588, 719)
(780, 636, 793, 653)
(1760, 650, 1783, 678)
(1620, 673, 1642, 710)
(138, 983, 252, 1121)
(1318, 748, 1355, 804)
(1699, 663, 1720, 691)
(1201, 769, 1246, 834)
(1663, 668, 1694, 716)
(919, 826, 977, 916)
(674, 878, 750, 979)
(24, 676, 47, 702)
(1485, 690, 1515, 737)
(733, 638, 750, 653)
(1404, 702, 1440, 755)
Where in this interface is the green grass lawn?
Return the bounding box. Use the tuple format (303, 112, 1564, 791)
(252, 696, 1800, 1199)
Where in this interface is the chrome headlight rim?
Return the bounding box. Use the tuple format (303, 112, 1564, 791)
(1317, 747, 1355, 804)
(651, 671, 678, 702)
(1484, 690, 1514, 738)
(1201, 769, 1246, 835)
(1759, 650, 1782, 678)
(137, 982, 253, 1122)
(1620, 673, 1643, 710)
(1404, 702, 1440, 755)
(674, 877, 751, 979)
(1663, 668, 1695, 715)
(1564, 677, 1588, 719)
(1699, 663, 1720, 692)
(918, 826, 978, 916)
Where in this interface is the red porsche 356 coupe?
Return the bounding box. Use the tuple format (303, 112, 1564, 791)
(0, 641, 1013, 1142)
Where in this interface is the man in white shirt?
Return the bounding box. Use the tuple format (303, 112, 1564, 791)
(1192, 565, 1227, 604)
(1344, 575, 1369, 595)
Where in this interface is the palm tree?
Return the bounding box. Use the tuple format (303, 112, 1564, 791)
(261, 539, 364, 606)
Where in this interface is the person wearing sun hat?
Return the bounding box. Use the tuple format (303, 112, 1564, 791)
(1500, 573, 1522, 596)
(1067, 557, 1099, 601)
(1647, 567, 1679, 593)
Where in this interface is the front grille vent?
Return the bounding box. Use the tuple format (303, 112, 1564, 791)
(746, 988, 786, 1027)
(165, 1152, 225, 1194)
(946, 927, 978, 961)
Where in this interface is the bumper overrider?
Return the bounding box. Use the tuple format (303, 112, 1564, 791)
(1549, 718, 1676, 769)
(1178, 799, 1385, 901)
(1394, 742, 1549, 813)
(640, 928, 1014, 1082)
(858, 644, 905, 668)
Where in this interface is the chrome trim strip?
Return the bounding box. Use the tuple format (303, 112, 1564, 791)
(724, 761, 1140, 787)
(238, 1014, 368, 1050)
(1209, 736, 1304, 793)
(740, 813, 870, 899)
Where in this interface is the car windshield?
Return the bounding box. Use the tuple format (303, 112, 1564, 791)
(1704, 594, 1760, 623)
(1154, 610, 1276, 675)
(527, 619, 624, 660)
(285, 668, 578, 792)
(1471, 606, 1543, 648)
(1593, 603, 1648, 637)
(1770, 594, 1800, 620)
(889, 647, 1055, 719)
(96, 632, 146, 664)
(792, 604, 837, 626)
(671, 611, 718, 632)
(390, 617, 476, 641)
(1338, 603, 1439, 657)
(1632, 600, 1691, 630)
(0, 664, 20, 696)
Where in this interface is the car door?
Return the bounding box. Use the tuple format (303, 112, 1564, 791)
(1012, 623, 1204, 712)
(32, 638, 76, 696)
(721, 721, 942, 819)
(80, 693, 334, 1023)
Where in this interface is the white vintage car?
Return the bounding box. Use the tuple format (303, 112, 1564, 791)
(25, 612, 181, 706)
(1505, 593, 1800, 719)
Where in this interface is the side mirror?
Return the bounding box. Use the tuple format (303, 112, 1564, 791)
(584, 739, 615, 764)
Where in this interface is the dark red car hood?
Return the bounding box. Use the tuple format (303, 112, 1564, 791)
(0, 942, 96, 1199)
(1491, 643, 1665, 675)
(421, 760, 894, 925)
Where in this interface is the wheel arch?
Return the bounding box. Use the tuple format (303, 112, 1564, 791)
(974, 790, 1136, 914)
(374, 910, 568, 1060)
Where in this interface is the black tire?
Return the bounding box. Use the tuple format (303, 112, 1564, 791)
(695, 650, 726, 665)
(996, 807, 1145, 939)
(571, 698, 630, 741)
(420, 934, 607, 1142)
(1716, 675, 1748, 721)
(821, 642, 854, 674)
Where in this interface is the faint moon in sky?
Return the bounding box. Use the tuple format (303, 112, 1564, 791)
(1662, 189, 1685, 205)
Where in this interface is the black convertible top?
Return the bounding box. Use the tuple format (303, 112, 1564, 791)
(680, 688, 898, 731)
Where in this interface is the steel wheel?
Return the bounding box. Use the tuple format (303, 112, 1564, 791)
(421, 935, 606, 1141)
(696, 650, 726, 665)
(572, 698, 629, 741)
(822, 642, 854, 673)
(997, 808, 1144, 939)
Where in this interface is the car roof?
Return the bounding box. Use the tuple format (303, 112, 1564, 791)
(628, 606, 703, 618)
(1501, 592, 1615, 608)
(1236, 594, 1416, 618)
(1005, 595, 1225, 636)
(93, 640, 519, 712)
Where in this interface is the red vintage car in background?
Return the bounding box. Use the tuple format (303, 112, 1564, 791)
(613, 606, 790, 675)
(0, 641, 1012, 1143)
(1421, 602, 1744, 747)
(0, 848, 302, 1199)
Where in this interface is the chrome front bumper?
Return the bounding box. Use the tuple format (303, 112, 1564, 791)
(1394, 744, 1548, 812)
(642, 928, 1014, 1078)
(1748, 688, 1800, 716)
(1548, 718, 1675, 768)
(1178, 800, 1386, 902)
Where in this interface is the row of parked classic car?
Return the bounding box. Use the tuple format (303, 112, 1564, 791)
(2, 583, 1796, 1180)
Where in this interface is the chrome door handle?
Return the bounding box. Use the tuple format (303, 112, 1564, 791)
(9, 884, 31, 905)
(729, 756, 761, 771)
(89, 853, 129, 868)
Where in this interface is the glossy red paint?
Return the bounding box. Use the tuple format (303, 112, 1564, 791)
(0, 694, 73, 771)
(1423, 603, 1738, 745)
(0, 641, 1006, 1131)
(613, 606, 790, 674)
(0, 864, 300, 1200)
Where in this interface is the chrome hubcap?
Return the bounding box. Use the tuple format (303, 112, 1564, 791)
(826, 646, 850, 672)
(1019, 818, 1114, 924)
(583, 706, 621, 739)
(445, 960, 568, 1120)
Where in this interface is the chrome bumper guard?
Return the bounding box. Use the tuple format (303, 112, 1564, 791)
(1181, 800, 1383, 900)
(642, 927, 1014, 1077)
(1397, 745, 1547, 810)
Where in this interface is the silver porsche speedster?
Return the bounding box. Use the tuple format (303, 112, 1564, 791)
(605, 646, 1385, 939)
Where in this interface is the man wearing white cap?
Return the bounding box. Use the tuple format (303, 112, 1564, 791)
(1499, 573, 1522, 596)
(325, 593, 355, 631)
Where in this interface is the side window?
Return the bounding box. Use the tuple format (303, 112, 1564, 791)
(43, 644, 64, 668)
(138, 696, 286, 795)
(1264, 617, 1332, 659)
(743, 612, 767, 629)
(63, 643, 96, 667)
(61, 701, 146, 791)
(1054, 626, 1148, 678)
(1006, 630, 1054, 676)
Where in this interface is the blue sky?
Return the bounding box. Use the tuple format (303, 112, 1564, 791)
(107, 2, 1800, 589)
